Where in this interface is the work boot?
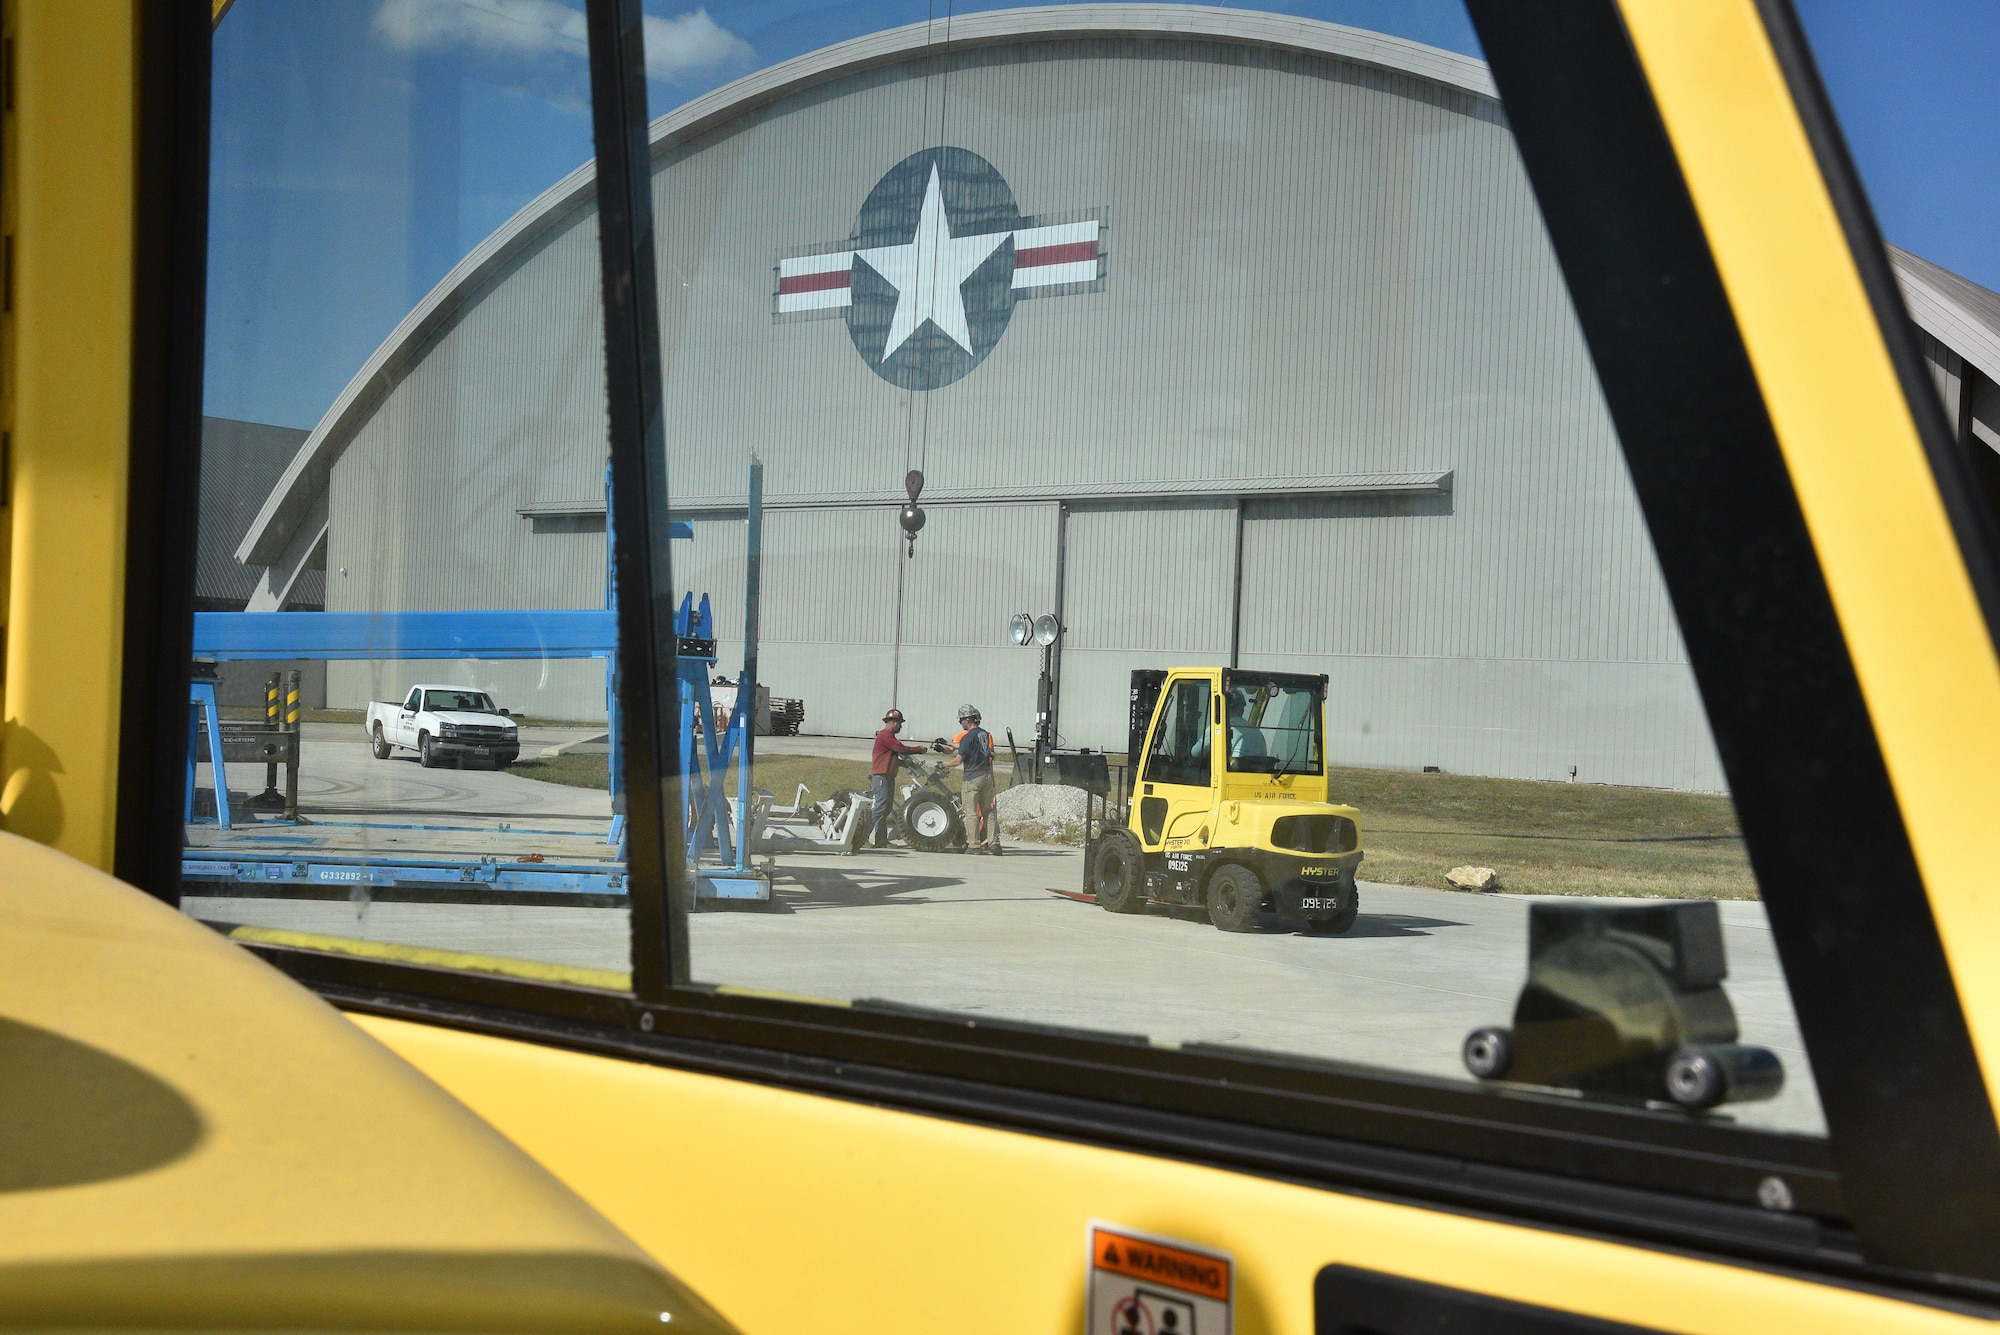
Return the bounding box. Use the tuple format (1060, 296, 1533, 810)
(989, 844, 1003, 856)
(872, 833, 888, 848)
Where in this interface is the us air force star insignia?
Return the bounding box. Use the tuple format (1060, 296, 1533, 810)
(857, 165, 1009, 360)
(775, 147, 1106, 390)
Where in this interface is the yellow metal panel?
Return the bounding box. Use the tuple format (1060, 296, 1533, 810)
(0, 2, 138, 869)
(1616, 1, 2000, 1108)
(362, 1014, 1984, 1335)
(0, 832, 730, 1333)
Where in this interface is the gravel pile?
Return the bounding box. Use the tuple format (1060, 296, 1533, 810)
(996, 783, 1091, 846)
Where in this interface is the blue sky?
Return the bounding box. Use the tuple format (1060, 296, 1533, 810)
(1794, 0, 2000, 289)
(205, 0, 1995, 431)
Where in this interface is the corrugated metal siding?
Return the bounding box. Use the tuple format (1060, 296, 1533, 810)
(651, 41, 1517, 505)
(324, 203, 612, 719)
(1919, 330, 1966, 428)
(1058, 500, 1235, 750)
(710, 502, 1059, 739)
(893, 502, 1059, 743)
(312, 32, 1735, 784)
(196, 417, 314, 604)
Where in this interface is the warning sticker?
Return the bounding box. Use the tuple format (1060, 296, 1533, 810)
(1087, 1222, 1232, 1335)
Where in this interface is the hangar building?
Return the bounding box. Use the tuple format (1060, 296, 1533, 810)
(228, 6, 2000, 791)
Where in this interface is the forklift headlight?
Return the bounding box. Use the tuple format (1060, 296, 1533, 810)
(1008, 612, 1034, 646)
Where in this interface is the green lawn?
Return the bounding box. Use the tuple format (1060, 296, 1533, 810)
(505, 749, 1757, 900)
(1324, 766, 1755, 900)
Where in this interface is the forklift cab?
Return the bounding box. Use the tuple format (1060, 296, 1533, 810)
(1107, 668, 1363, 932)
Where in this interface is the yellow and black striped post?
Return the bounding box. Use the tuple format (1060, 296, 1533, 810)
(284, 670, 302, 818)
(249, 673, 285, 809)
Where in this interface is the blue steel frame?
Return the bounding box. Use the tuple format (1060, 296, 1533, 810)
(180, 507, 785, 902)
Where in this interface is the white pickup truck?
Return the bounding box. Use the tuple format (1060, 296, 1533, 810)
(365, 684, 520, 769)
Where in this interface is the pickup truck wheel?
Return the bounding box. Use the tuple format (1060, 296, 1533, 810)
(1092, 831, 1147, 914)
(418, 732, 439, 768)
(370, 724, 391, 760)
(1206, 864, 1265, 933)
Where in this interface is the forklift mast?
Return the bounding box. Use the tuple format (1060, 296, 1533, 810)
(1127, 669, 1167, 766)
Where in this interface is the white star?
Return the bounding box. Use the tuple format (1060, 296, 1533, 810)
(854, 164, 1010, 359)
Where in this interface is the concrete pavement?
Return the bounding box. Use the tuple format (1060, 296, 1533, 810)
(184, 836, 1824, 1136)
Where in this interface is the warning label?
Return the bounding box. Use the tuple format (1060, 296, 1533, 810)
(1087, 1223, 1232, 1335)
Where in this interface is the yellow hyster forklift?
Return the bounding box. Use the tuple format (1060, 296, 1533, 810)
(1088, 669, 1364, 933)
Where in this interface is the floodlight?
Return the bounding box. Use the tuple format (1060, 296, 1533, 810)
(1009, 613, 1035, 646)
(1033, 613, 1060, 647)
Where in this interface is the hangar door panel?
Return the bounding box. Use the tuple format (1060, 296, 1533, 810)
(1060, 500, 1235, 752)
(1236, 495, 1726, 792)
(755, 507, 901, 738)
(896, 502, 1059, 746)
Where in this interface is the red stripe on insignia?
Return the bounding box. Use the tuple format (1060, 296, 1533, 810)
(1015, 240, 1098, 268)
(778, 268, 852, 294)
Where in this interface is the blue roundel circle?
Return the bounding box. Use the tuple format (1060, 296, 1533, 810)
(846, 147, 1022, 390)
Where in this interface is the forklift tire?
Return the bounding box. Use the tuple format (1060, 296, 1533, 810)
(902, 794, 959, 852)
(371, 724, 391, 760)
(1206, 864, 1265, 933)
(1092, 831, 1147, 914)
(1304, 874, 1360, 935)
(418, 732, 439, 768)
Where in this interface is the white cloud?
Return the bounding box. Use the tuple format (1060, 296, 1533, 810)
(374, 1, 752, 82)
(374, 0, 588, 61)
(642, 9, 754, 81)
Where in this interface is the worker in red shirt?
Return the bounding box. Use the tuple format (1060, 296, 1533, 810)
(868, 708, 927, 848)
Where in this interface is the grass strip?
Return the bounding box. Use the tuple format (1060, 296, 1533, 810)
(228, 925, 630, 991)
(505, 748, 1758, 900)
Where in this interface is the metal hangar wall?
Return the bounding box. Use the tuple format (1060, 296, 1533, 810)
(236, 7, 1738, 790)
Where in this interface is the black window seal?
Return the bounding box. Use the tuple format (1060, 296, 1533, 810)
(117, 0, 212, 900)
(1464, 0, 2000, 1283)
(239, 939, 2000, 1315)
(584, 0, 684, 1000)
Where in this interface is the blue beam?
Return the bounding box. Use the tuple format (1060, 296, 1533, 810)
(193, 610, 618, 661)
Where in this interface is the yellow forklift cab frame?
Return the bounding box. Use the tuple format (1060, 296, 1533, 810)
(1116, 666, 1362, 932)
(8, 1, 2000, 1331)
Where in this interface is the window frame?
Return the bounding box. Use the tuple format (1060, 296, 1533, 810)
(1141, 677, 1213, 790)
(128, 0, 2000, 1301)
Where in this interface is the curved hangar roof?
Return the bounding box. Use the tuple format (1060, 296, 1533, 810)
(235, 4, 1494, 568)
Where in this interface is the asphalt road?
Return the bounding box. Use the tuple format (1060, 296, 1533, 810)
(215, 721, 611, 816)
(186, 722, 614, 863)
(184, 836, 1825, 1136)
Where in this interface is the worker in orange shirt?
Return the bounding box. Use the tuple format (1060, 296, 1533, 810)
(940, 704, 1001, 855)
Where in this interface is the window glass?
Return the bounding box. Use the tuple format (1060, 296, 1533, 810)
(1790, 3, 2000, 526)
(636, 0, 1829, 1137)
(1227, 676, 1321, 775)
(181, 0, 1841, 1141)
(179, 1, 630, 990)
(1145, 680, 1212, 790)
